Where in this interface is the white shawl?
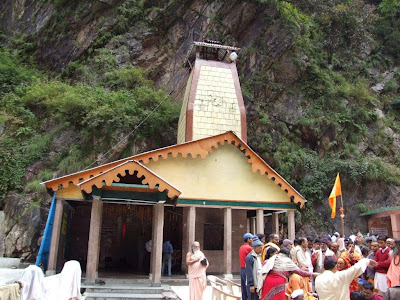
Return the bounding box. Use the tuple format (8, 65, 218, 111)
(256, 254, 299, 293)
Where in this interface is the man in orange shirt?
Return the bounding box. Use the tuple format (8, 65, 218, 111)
(239, 233, 253, 300)
(286, 262, 316, 299)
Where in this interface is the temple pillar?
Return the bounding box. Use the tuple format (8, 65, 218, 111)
(151, 202, 164, 286)
(187, 206, 196, 252)
(246, 217, 250, 233)
(46, 199, 64, 275)
(272, 212, 279, 235)
(287, 210, 295, 240)
(251, 217, 256, 234)
(223, 208, 232, 279)
(390, 213, 400, 238)
(86, 197, 103, 284)
(256, 209, 264, 234)
(184, 206, 196, 277)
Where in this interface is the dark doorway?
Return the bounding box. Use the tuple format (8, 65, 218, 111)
(98, 203, 153, 274)
(65, 202, 183, 276)
(64, 201, 91, 271)
(163, 206, 183, 274)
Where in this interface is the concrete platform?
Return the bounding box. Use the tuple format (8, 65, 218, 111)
(0, 258, 20, 268)
(170, 286, 213, 300)
(0, 268, 24, 285)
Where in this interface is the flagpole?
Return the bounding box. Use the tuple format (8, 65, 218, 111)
(340, 194, 345, 238)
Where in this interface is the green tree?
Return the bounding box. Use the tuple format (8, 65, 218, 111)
(376, 0, 400, 58)
(313, 0, 375, 64)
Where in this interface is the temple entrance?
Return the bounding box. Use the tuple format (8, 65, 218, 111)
(99, 203, 153, 274)
(64, 201, 183, 276)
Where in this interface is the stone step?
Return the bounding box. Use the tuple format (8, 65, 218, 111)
(84, 292, 165, 300)
(84, 287, 163, 294)
(82, 284, 179, 300)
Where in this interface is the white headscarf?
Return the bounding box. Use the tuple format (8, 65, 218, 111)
(20, 265, 47, 300)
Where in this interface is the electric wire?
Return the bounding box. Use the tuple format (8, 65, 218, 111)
(83, 67, 190, 170)
(83, 2, 212, 170)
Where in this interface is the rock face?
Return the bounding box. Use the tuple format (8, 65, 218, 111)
(307, 182, 400, 238)
(0, 0, 295, 94)
(0, 193, 48, 261)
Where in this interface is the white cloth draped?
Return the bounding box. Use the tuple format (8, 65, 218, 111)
(20, 265, 47, 300)
(18, 260, 82, 300)
(45, 260, 82, 300)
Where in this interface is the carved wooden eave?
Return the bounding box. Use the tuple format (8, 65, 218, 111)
(42, 131, 306, 207)
(77, 160, 181, 199)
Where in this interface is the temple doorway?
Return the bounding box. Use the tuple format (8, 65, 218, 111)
(64, 202, 183, 276)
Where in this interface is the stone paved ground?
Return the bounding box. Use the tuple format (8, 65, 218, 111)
(170, 286, 212, 300)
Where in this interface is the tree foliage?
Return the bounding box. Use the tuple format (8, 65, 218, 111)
(376, 0, 400, 58)
(0, 49, 179, 207)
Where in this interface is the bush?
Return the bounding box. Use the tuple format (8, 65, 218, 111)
(376, 0, 400, 58)
(0, 134, 52, 206)
(24, 180, 47, 193)
(383, 78, 398, 94)
(0, 50, 39, 96)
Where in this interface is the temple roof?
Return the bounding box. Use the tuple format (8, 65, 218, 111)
(77, 160, 181, 198)
(42, 131, 307, 207)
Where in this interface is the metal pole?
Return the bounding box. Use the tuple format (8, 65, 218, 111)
(340, 195, 345, 237)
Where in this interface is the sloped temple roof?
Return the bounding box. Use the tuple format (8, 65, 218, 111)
(77, 160, 181, 198)
(42, 131, 307, 207)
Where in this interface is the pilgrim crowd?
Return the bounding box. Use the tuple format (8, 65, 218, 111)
(239, 232, 400, 300)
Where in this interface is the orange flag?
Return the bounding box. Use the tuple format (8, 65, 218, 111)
(328, 173, 342, 218)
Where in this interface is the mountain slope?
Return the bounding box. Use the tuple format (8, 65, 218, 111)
(0, 0, 399, 259)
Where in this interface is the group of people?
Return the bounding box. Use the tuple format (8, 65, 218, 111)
(239, 232, 400, 300)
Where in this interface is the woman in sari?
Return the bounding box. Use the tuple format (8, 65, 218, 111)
(186, 241, 209, 300)
(257, 248, 317, 300)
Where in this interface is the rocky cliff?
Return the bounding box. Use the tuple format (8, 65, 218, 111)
(0, 0, 399, 260)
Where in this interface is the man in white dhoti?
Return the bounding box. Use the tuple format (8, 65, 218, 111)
(315, 256, 377, 300)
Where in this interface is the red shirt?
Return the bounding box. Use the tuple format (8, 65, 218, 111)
(374, 247, 391, 274)
(239, 243, 252, 268)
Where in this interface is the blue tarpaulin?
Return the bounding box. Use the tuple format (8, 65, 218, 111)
(35, 192, 56, 270)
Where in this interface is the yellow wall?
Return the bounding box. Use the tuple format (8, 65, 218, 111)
(56, 184, 84, 200)
(145, 143, 290, 203)
(192, 66, 242, 141)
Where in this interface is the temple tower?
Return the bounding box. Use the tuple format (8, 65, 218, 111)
(177, 41, 247, 144)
